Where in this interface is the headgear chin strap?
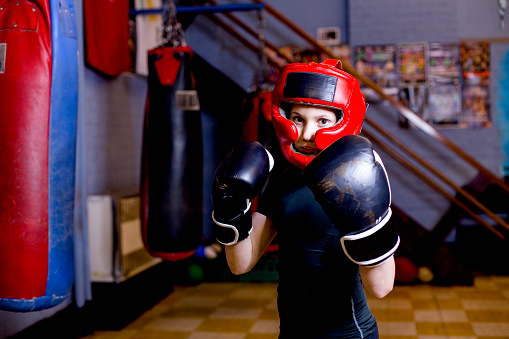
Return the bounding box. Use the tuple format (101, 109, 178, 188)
(272, 59, 367, 169)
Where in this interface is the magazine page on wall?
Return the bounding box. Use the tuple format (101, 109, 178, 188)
(427, 42, 462, 127)
(354, 44, 398, 100)
(397, 42, 429, 126)
(460, 41, 491, 128)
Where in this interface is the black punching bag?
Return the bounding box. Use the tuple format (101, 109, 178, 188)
(141, 46, 203, 261)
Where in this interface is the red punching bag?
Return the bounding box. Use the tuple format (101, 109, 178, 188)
(0, 0, 52, 302)
(242, 92, 260, 143)
(84, 0, 131, 76)
(0, 0, 78, 312)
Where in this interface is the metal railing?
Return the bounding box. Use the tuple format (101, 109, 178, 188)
(133, 1, 509, 240)
(207, 0, 509, 240)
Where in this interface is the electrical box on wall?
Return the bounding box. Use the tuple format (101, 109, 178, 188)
(87, 192, 161, 283)
(317, 27, 341, 46)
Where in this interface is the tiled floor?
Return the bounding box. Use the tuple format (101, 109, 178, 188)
(78, 275, 509, 339)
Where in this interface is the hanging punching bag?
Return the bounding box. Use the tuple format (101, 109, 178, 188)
(83, 0, 130, 76)
(141, 46, 203, 261)
(242, 92, 260, 143)
(242, 90, 272, 143)
(0, 0, 78, 312)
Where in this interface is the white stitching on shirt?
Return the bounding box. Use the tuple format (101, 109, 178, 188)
(351, 296, 364, 338)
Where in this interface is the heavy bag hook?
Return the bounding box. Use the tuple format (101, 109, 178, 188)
(160, 0, 186, 47)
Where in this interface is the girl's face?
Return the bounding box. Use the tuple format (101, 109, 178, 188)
(288, 104, 338, 156)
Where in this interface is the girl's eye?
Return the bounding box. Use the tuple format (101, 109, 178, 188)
(318, 118, 331, 126)
(291, 115, 303, 123)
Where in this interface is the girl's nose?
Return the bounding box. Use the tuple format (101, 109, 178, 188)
(301, 123, 317, 141)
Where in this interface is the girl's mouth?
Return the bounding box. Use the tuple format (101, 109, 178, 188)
(298, 146, 318, 156)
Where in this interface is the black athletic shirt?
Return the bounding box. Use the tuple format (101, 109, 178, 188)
(257, 165, 377, 339)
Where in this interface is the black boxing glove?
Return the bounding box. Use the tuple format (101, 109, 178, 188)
(212, 142, 274, 245)
(303, 135, 400, 266)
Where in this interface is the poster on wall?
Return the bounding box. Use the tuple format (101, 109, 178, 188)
(315, 26, 351, 64)
(426, 42, 462, 126)
(267, 46, 322, 65)
(292, 47, 322, 64)
(398, 85, 428, 123)
(329, 44, 352, 65)
(397, 42, 428, 86)
(397, 43, 429, 123)
(460, 41, 491, 128)
(428, 42, 460, 83)
(461, 84, 491, 128)
(354, 44, 398, 98)
(428, 84, 462, 125)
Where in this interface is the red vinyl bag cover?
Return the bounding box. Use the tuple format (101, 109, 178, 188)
(0, 0, 51, 299)
(84, 0, 130, 76)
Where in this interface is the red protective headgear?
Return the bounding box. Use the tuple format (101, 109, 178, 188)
(272, 59, 367, 169)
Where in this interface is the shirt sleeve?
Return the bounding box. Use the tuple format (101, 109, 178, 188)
(256, 174, 278, 222)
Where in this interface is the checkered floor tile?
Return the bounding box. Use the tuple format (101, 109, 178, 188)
(80, 275, 509, 339)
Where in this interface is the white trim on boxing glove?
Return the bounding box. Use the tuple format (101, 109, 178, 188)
(266, 149, 275, 172)
(373, 150, 391, 206)
(340, 208, 400, 266)
(212, 200, 253, 246)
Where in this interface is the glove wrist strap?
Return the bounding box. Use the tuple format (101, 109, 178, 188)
(340, 208, 399, 266)
(212, 201, 253, 246)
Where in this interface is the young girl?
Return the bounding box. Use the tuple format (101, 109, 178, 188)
(212, 59, 399, 338)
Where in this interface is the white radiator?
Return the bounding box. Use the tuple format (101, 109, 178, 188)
(87, 193, 161, 283)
